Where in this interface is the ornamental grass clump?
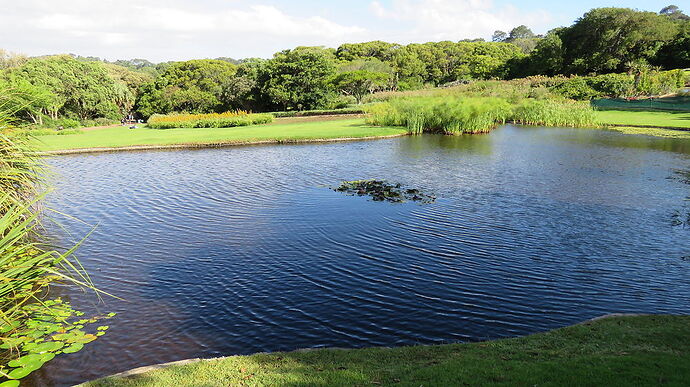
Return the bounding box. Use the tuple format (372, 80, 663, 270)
(147, 111, 273, 129)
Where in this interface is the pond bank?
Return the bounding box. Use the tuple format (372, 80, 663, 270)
(33, 118, 408, 154)
(79, 314, 690, 387)
(41, 133, 409, 155)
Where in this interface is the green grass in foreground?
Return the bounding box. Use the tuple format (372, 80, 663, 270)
(84, 315, 689, 387)
(32, 119, 407, 152)
(595, 110, 690, 129)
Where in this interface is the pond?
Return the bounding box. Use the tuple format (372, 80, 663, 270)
(32, 125, 690, 386)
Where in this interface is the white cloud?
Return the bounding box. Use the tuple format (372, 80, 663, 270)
(369, 0, 552, 41)
(0, 0, 555, 61)
(0, 0, 367, 61)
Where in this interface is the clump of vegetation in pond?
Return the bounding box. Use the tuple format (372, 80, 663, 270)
(671, 210, 690, 227)
(672, 169, 690, 185)
(365, 96, 599, 135)
(334, 180, 435, 203)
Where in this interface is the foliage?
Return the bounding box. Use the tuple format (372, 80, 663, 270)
(512, 99, 598, 127)
(330, 70, 390, 104)
(552, 78, 599, 100)
(135, 60, 238, 118)
(558, 8, 678, 74)
(0, 105, 110, 384)
(257, 47, 337, 111)
(147, 111, 273, 129)
(3, 56, 130, 122)
(334, 180, 435, 203)
(367, 92, 599, 134)
(366, 97, 513, 134)
(0, 51, 27, 71)
(271, 108, 365, 118)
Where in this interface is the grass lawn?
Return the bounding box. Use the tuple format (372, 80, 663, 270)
(83, 315, 689, 387)
(595, 110, 690, 129)
(32, 118, 407, 152)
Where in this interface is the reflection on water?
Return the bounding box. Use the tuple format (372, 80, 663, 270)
(31, 125, 690, 386)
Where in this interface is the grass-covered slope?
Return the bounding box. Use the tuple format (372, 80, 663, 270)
(32, 119, 407, 153)
(84, 315, 690, 387)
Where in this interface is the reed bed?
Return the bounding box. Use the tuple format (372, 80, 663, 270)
(366, 97, 512, 134)
(367, 96, 599, 134)
(148, 111, 273, 129)
(512, 100, 599, 128)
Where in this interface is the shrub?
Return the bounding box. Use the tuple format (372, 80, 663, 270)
(147, 111, 274, 129)
(552, 78, 600, 100)
(589, 74, 634, 98)
(43, 118, 80, 129)
(272, 108, 365, 118)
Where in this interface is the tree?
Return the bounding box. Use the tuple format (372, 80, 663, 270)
(522, 30, 565, 76)
(258, 47, 337, 111)
(335, 41, 399, 62)
(135, 59, 237, 116)
(508, 25, 535, 41)
(653, 20, 690, 69)
(559, 8, 678, 74)
(660, 5, 690, 20)
(7, 55, 123, 120)
(0, 49, 28, 70)
(0, 77, 55, 125)
(492, 31, 508, 42)
(330, 70, 390, 104)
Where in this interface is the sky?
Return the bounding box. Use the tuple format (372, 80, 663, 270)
(0, 0, 681, 62)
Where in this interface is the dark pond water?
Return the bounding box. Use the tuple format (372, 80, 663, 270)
(31, 125, 690, 386)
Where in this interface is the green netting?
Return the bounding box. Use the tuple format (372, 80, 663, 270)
(593, 95, 690, 112)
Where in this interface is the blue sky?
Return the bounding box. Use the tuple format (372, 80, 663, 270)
(0, 0, 680, 61)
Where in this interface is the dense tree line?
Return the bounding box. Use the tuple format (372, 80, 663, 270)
(1, 6, 689, 124)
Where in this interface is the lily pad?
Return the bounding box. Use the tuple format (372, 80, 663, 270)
(334, 180, 435, 204)
(29, 341, 64, 353)
(7, 366, 35, 379)
(62, 343, 84, 354)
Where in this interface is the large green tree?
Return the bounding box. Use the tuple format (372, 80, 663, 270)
(335, 41, 399, 62)
(258, 47, 337, 111)
(6, 55, 123, 120)
(559, 8, 678, 74)
(330, 70, 390, 104)
(135, 59, 237, 117)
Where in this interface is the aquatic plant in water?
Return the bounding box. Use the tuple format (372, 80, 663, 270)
(0, 107, 111, 385)
(334, 180, 435, 203)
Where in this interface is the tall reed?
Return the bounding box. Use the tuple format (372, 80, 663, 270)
(366, 97, 512, 134)
(512, 100, 599, 128)
(367, 96, 599, 135)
